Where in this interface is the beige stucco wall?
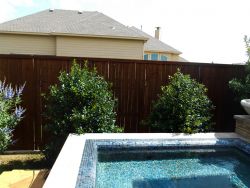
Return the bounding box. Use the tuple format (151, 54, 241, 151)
(0, 34, 56, 55)
(56, 36, 144, 59)
(0, 33, 144, 59)
(163, 52, 179, 61)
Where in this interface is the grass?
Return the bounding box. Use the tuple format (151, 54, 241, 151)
(0, 153, 50, 188)
(0, 153, 49, 174)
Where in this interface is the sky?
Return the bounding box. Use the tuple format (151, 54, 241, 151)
(1, 0, 250, 64)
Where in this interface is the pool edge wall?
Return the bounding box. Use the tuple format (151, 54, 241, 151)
(43, 132, 248, 188)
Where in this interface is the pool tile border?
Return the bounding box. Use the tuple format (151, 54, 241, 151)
(75, 138, 250, 188)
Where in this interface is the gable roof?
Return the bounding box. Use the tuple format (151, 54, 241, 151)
(130, 26, 181, 54)
(0, 9, 147, 41)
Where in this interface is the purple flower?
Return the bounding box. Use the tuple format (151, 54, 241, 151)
(14, 106, 25, 118)
(0, 80, 6, 93)
(16, 83, 25, 97)
(4, 85, 15, 99)
(0, 127, 12, 135)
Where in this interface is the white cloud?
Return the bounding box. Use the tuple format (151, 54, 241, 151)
(50, 0, 101, 10)
(0, 0, 34, 22)
(0, 1, 15, 22)
(8, 0, 34, 6)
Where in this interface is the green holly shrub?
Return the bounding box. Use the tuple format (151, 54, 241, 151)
(43, 60, 122, 163)
(147, 69, 214, 133)
(229, 36, 250, 101)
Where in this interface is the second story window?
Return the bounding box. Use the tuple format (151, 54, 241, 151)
(160, 55, 168, 61)
(151, 53, 158, 60)
(144, 54, 149, 60)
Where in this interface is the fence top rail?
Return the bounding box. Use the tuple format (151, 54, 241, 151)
(0, 54, 245, 68)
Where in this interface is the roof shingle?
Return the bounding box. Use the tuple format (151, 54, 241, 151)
(0, 9, 147, 40)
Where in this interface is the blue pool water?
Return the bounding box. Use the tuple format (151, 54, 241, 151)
(96, 148, 250, 188)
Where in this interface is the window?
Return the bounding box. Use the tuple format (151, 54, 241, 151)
(151, 53, 158, 60)
(144, 54, 149, 60)
(160, 55, 168, 61)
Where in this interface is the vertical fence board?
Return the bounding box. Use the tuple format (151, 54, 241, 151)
(0, 56, 35, 149)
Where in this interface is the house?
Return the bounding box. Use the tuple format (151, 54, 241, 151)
(131, 26, 187, 62)
(0, 9, 186, 61)
(0, 9, 147, 59)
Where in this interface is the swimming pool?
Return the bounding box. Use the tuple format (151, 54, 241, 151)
(96, 147, 250, 188)
(43, 133, 250, 188)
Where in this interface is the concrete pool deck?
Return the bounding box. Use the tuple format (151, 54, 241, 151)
(43, 133, 249, 188)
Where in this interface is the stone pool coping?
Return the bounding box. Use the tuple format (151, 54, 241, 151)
(43, 133, 249, 188)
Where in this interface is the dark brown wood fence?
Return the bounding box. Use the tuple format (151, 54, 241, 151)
(0, 54, 246, 150)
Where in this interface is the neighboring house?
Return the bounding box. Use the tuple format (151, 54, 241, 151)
(0, 9, 187, 61)
(131, 26, 187, 62)
(0, 9, 147, 59)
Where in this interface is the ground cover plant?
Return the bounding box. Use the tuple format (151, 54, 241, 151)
(44, 60, 122, 163)
(0, 81, 25, 153)
(147, 69, 214, 133)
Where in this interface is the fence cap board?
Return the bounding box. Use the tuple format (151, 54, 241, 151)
(0, 54, 245, 68)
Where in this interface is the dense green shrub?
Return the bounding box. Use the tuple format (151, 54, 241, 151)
(0, 81, 25, 152)
(43, 60, 122, 163)
(229, 36, 250, 101)
(147, 69, 214, 133)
